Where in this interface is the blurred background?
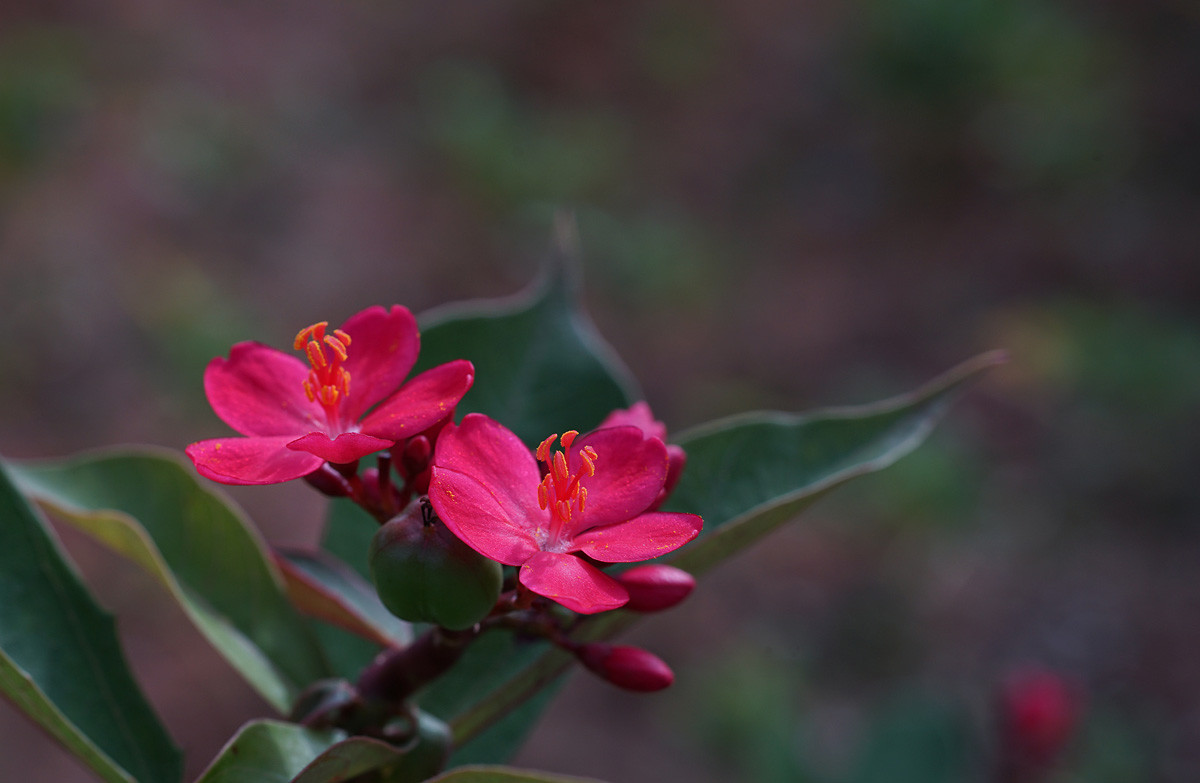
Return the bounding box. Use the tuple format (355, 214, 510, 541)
(1, 0, 1198, 780)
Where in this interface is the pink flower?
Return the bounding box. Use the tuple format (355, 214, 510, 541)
(428, 413, 703, 614)
(187, 305, 474, 485)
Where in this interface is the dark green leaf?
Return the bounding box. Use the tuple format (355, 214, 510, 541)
(316, 498, 389, 680)
(194, 720, 352, 783)
(414, 220, 637, 444)
(8, 448, 330, 712)
(274, 548, 412, 649)
(0, 460, 182, 783)
(663, 351, 1008, 576)
(291, 736, 406, 783)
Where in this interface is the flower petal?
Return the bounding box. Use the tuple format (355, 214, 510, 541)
(518, 551, 628, 614)
(360, 360, 475, 442)
(570, 426, 668, 527)
(340, 305, 421, 421)
(599, 401, 667, 441)
(186, 436, 323, 485)
(204, 342, 322, 437)
(428, 414, 545, 565)
(573, 511, 703, 563)
(287, 431, 393, 464)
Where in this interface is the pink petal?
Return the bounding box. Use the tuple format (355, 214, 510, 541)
(570, 426, 668, 527)
(186, 436, 323, 485)
(599, 401, 667, 441)
(287, 431, 393, 464)
(204, 342, 323, 437)
(360, 360, 474, 442)
(340, 305, 420, 421)
(518, 551, 628, 614)
(573, 511, 703, 563)
(427, 414, 545, 565)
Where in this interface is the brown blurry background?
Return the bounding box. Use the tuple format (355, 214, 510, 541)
(1, 1, 1198, 781)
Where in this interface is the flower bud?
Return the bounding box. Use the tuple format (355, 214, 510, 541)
(999, 667, 1080, 768)
(304, 464, 352, 497)
(577, 643, 674, 692)
(617, 564, 695, 612)
(370, 503, 503, 631)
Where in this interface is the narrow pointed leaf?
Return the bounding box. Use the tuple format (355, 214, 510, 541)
(274, 548, 412, 649)
(414, 223, 637, 444)
(428, 353, 1003, 756)
(0, 460, 181, 783)
(8, 448, 330, 712)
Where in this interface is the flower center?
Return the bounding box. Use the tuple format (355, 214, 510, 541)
(535, 430, 598, 548)
(294, 321, 353, 425)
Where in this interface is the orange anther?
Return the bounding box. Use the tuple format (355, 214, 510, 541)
(537, 479, 549, 511)
(557, 500, 572, 522)
(306, 340, 326, 368)
(303, 379, 316, 402)
(339, 368, 351, 397)
(333, 329, 351, 346)
(580, 451, 596, 477)
(553, 451, 569, 482)
(324, 334, 349, 361)
(294, 322, 328, 350)
(318, 386, 339, 407)
(578, 485, 587, 513)
(536, 434, 557, 463)
(561, 430, 579, 450)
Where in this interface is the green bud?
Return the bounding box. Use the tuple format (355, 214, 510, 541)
(369, 502, 502, 631)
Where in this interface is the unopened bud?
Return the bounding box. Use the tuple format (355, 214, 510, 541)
(577, 643, 674, 692)
(399, 436, 432, 478)
(617, 564, 695, 612)
(1000, 667, 1080, 768)
(304, 464, 352, 497)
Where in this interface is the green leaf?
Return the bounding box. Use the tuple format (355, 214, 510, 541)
(290, 735, 405, 783)
(0, 460, 182, 783)
(194, 720, 402, 783)
(274, 548, 412, 649)
(316, 498, 389, 680)
(662, 351, 1009, 576)
(429, 766, 606, 783)
(437, 352, 1004, 754)
(8, 448, 330, 713)
(414, 219, 637, 444)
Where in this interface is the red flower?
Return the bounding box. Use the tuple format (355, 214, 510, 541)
(428, 413, 703, 614)
(187, 305, 473, 485)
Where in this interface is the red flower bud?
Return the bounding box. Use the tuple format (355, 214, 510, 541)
(398, 435, 432, 479)
(617, 564, 695, 612)
(577, 643, 674, 692)
(999, 667, 1080, 768)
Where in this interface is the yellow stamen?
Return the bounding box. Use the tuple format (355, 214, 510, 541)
(324, 334, 349, 361)
(306, 341, 326, 368)
(536, 434, 557, 463)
